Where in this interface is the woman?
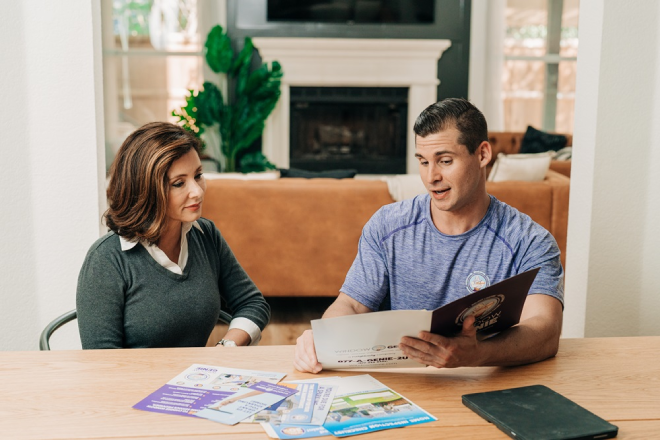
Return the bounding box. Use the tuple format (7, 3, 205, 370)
(77, 122, 270, 349)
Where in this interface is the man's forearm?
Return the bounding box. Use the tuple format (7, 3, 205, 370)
(322, 293, 371, 318)
(400, 294, 563, 369)
(475, 314, 561, 366)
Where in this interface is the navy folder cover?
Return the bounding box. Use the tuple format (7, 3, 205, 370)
(430, 267, 540, 336)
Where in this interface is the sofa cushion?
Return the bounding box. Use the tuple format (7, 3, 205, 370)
(520, 126, 568, 154)
(487, 169, 569, 269)
(487, 152, 553, 182)
(203, 178, 394, 297)
(549, 160, 571, 178)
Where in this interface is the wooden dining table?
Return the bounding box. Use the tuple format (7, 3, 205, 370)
(1, 336, 659, 439)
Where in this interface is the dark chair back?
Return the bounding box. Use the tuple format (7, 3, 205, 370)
(39, 310, 233, 350)
(39, 310, 77, 350)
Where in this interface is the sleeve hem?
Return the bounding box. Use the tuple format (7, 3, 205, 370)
(528, 290, 564, 307)
(339, 288, 379, 312)
(228, 317, 262, 345)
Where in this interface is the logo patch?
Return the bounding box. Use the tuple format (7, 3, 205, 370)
(455, 294, 505, 326)
(466, 271, 490, 292)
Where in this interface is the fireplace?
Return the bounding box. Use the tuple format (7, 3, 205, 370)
(253, 37, 452, 174)
(289, 86, 408, 174)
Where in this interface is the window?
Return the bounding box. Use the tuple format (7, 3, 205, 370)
(102, 0, 205, 169)
(503, 0, 579, 133)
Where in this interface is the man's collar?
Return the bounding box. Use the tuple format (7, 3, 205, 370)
(118, 221, 203, 251)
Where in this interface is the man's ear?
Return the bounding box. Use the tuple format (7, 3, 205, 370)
(477, 141, 492, 168)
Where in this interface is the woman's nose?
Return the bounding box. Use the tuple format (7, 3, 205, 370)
(190, 180, 204, 198)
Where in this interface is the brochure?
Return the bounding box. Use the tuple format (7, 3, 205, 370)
(306, 383, 337, 426)
(261, 383, 338, 438)
(196, 381, 298, 425)
(312, 268, 540, 369)
(284, 378, 340, 426)
(132, 364, 286, 417)
(322, 374, 436, 437)
(262, 375, 434, 439)
(243, 383, 318, 424)
(262, 422, 331, 439)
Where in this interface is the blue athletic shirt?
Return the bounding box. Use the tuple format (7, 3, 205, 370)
(340, 194, 564, 311)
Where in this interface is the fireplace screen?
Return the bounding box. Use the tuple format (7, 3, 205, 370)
(289, 87, 408, 174)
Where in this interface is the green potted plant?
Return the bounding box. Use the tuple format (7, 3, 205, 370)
(172, 25, 282, 172)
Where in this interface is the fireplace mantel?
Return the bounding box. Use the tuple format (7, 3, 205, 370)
(253, 38, 451, 174)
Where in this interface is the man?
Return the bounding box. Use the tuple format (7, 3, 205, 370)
(294, 98, 564, 373)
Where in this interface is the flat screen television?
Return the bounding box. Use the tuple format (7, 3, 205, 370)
(267, 0, 435, 24)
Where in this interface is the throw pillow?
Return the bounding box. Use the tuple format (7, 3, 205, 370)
(203, 170, 280, 180)
(487, 152, 552, 183)
(279, 168, 357, 179)
(520, 126, 568, 154)
(382, 174, 427, 202)
(554, 146, 573, 161)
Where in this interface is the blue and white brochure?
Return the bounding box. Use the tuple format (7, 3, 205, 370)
(261, 381, 339, 438)
(322, 375, 436, 437)
(196, 381, 298, 425)
(281, 383, 317, 424)
(243, 383, 318, 424)
(262, 423, 332, 439)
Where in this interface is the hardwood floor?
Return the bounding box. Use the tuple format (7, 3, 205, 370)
(208, 297, 335, 346)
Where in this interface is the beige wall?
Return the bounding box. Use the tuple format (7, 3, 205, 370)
(564, 0, 660, 337)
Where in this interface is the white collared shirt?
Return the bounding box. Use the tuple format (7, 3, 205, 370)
(119, 221, 262, 345)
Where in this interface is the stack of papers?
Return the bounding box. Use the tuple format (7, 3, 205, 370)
(262, 375, 436, 438)
(134, 365, 436, 438)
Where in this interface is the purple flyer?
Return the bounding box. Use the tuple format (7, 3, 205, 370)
(133, 364, 286, 418)
(133, 384, 233, 417)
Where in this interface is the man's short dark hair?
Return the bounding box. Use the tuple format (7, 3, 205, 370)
(413, 98, 488, 154)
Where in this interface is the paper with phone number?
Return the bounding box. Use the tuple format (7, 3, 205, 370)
(196, 381, 298, 425)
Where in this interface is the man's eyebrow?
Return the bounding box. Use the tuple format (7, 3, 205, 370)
(415, 150, 456, 158)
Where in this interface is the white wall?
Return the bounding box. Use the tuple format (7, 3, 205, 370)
(564, 1, 660, 337)
(468, 0, 505, 131)
(0, 1, 105, 350)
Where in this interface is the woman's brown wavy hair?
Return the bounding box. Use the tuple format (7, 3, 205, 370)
(105, 122, 202, 244)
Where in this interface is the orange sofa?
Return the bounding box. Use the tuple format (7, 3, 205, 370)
(203, 170, 569, 298)
(488, 132, 572, 178)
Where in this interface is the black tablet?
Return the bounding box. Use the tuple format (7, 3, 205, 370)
(462, 385, 618, 440)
